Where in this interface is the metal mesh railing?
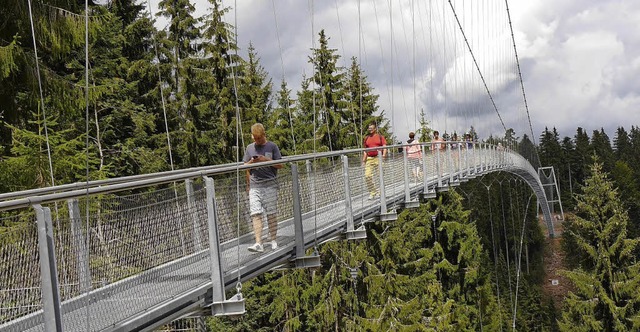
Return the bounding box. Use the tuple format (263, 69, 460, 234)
(0, 214, 41, 326)
(0, 144, 549, 332)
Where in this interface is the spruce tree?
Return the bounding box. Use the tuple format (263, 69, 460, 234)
(573, 127, 591, 187)
(237, 43, 273, 141)
(518, 134, 537, 168)
(343, 57, 381, 148)
(199, 0, 241, 163)
(307, 29, 346, 151)
(613, 127, 632, 164)
(610, 161, 640, 237)
(559, 161, 640, 331)
(629, 126, 640, 179)
(266, 80, 296, 155)
(590, 128, 614, 172)
(157, 0, 203, 167)
(561, 135, 576, 208)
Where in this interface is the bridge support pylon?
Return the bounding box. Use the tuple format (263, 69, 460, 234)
(538, 166, 565, 221)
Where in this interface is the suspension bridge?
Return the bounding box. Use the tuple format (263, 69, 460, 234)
(0, 144, 555, 331)
(0, 0, 563, 330)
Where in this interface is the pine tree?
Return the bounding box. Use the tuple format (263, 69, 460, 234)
(504, 128, 518, 150)
(157, 0, 203, 167)
(538, 127, 563, 168)
(561, 135, 576, 209)
(572, 127, 591, 187)
(266, 80, 296, 155)
(0, 0, 87, 188)
(610, 161, 640, 237)
(343, 57, 381, 148)
(629, 126, 640, 179)
(417, 108, 433, 143)
(294, 77, 318, 153)
(307, 29, 346, 151)
(613, 127, 632, 164)
(199, 0, 241, 163)
(518, 134, 537, 168)
(559, 161, 640, 331)
(237, 43, 272, 142)
(590, 128, 614, 172)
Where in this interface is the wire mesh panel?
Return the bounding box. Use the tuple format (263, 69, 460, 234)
(0, 213, 42, 330)
(210, 171, 257, 274)
(154, 317, 209, 332)
(27, 181, 213, 332)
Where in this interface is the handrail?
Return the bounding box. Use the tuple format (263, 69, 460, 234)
(0, 163, 241, 201)
(0, 142, 488, 211)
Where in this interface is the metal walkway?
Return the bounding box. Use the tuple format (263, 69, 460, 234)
(0, 143, 553, 332)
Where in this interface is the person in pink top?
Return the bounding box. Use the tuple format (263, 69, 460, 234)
(405, 131, 422, 180)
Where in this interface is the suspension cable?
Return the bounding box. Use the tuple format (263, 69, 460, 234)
(309, 0, 319, 249)
(145, 0, 175, 172)
(358, 0, 363, 146)
(270, 0, 296, 154)
(83, 0, 91, 330)
(513, 193, 534, 331)
(483, 180, 503, 331)
(333, 0, 361, 148)
(447, 0, 507, 133)
(27, 0, 71, 318)
(504, 0, 540, 165)
(499, 180, 515, 316)
(26, 0, 55, 189)
(228, 0, 244, 287)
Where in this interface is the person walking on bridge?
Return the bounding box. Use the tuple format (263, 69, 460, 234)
(362, 122, 387, 200)
(405, 131, 422, 180)
(243, 123, 283, 253)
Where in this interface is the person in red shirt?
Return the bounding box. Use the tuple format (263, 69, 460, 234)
(362, 123, 387, 199)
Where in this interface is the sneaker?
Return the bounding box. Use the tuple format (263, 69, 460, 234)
(247, 243, 264, 253)
(269, 241, 278, 250)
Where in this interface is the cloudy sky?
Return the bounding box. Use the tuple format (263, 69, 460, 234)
(148, 0, 640, 143)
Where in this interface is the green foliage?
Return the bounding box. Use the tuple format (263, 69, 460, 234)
(211, 191, 509, 331)
(560, 161, 640, 331)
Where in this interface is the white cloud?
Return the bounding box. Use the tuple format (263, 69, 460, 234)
(510, 0, 640, 139)
(147, 0, 640, 142)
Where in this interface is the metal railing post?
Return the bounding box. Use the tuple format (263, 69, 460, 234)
(448, 143, 457, 186)
(377, 152, 397, 221)
(402, 146, 419, 208)
(436, 143, 443, 188)
(34, 204, 62, 332)
(67, 199, 91, 294)
(291, 163, 321, 267)
(422, 144, 436, 199)
(378, 152, 387, 215)
(342, 155, 366, 239)
(204, 176, 244, 316)
(185, 179, 202, 251)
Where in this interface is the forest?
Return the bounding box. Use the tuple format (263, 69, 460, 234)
(2, 0, 640, 330)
